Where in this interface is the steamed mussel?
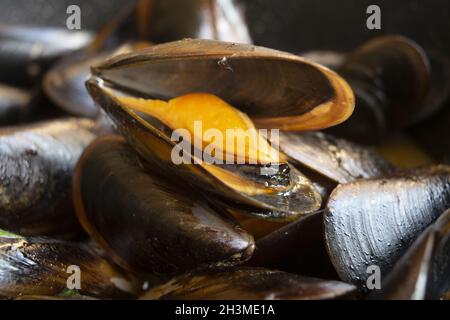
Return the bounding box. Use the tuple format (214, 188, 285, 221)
(370, 208, 450, 300)
(73, 135, 254, 276)
(324, 166, 450, 288)
(0, 118, 99, 238)
(327, 36, 431, 144)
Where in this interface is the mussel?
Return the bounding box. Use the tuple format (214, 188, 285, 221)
(43, 42, 153, 119)
(0, 25, 93, 87)
(328, 36, 431, 144)
(141, 267, 356, 300)
(248, 211, 338, 279)
(0, 118, 98, 237)
(324, 166, 450, 288)
(0, 233, 137, 299)
(73, 135, 254, 276)
(370, 209, 450, 300)
(86, 39, 355, 221)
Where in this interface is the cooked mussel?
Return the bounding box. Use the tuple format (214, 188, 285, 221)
(0, 233, 137, 299)
(42, 53, 107, 119)
(328, 36, 430, 144)
(278, 131, 396, 184)
(141, 267, 356, 300)
(0, 118, 98, 237)
(0, 84, 30, 125)
(86, 39, 356, 221)
(0, 25, 93, 87)
(370, 208, 450, 300)
(89, 38, 354, 131)
(324, 166, 450, 288)
(73, 135, 254, 276)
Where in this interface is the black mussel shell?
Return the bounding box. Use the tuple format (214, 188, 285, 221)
(141, 267, 355, 300)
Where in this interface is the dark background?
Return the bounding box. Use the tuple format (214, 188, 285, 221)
(0, 0, 448, 55)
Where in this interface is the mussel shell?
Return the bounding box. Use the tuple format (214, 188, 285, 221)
(86, 79, 322, 221)
(93, 0, 252, 51)
(408, 53, 450, 164)
(0, 235, 136, 299)
(369, 209, 450, 300)
(0, 84, 30, 125)
(43, 52, 105, 118)
(248, 211, 338, 280)
(90, 38, 354, 131)
(324, 166, 450, 288)
(0, 25, 93, 87)
(278, 131, 396, 184)
(427, 209, 450, 299)
(141, 267, 356, 300)
(43, 42, 153, 119)
(328, 36, 430, 143)
(73, 135, 255, 276)
(0, 118, 98, 237)
(341, 36, 430, 127)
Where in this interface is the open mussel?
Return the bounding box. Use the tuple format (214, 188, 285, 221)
(0, 25, 93, 87)
(86, 87, 322, 221)
(86, 39, 355, 221)
(0, 118, 98, 237)
(43, 42, 153, 119)
(370, 209, 450, 300)
(141, 267, 356, 300)
(324, 166, 450, 288)
(42, 52, 108, 119)
(73, 135, 254, 277)
(328, 36, 431, 144)
(0, 233, 137, 299)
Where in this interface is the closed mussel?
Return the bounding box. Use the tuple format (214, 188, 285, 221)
(0, 118, 98, 237)
(328, 36, 431, 144)
(73, 135, 254, 276)
(370, 209, 450, 300)
(0, 232, 136, 299)
(324, 166, 450, 288)
(141, 267, 355, 300)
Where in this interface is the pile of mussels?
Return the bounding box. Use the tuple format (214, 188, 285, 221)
(0, 0, 449, 300)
